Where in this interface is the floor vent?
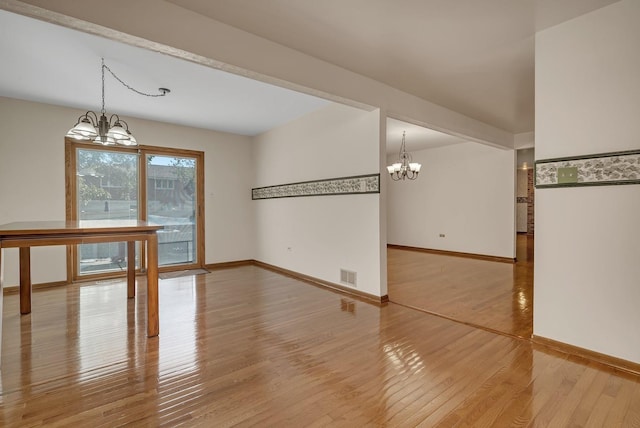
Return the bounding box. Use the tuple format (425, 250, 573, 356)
(340, 269, 357, 287)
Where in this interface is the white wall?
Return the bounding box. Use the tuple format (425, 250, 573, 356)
(0, 96, 255, 287)
(534, 0, 640, 363)
(253, 103, 384, 297)
(387, 142, 516, 259)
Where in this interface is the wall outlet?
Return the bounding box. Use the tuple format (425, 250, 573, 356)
(439, 233, 445, 238)
(557, 166, 578, 184)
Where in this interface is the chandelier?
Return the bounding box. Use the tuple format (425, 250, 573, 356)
(66, 58, 170, 146)
(387, 131, 421, 180)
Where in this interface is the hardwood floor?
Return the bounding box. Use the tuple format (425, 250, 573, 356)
(2, 262, 640, 426)
(388, 234, 534, 338)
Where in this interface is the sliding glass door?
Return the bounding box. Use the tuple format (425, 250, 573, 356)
(146, 154, 197, 266)
(76, 148, 139, 275)
(67, 141, 204, 280)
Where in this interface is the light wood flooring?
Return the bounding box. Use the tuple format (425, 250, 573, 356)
(2, 258, 640, 426)
(388, 234, 534, 338)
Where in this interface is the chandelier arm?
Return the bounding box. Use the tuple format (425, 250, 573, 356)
(79, 111, 99, 126)
(116, 118, 131, 130)
(108, 114, 122, 127)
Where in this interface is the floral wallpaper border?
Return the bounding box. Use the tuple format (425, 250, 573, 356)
(535, 150, 640, 188)
(252, 174, 380, 200)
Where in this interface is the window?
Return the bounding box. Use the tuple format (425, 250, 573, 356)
(65, 140, 204, 280)
(155, 179, 175, 190)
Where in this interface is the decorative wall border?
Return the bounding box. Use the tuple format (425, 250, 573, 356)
(535, 149, 640, 188)
(252, 173, 380, 200)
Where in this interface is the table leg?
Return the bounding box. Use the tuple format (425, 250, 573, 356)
(146, 233, 159, 337)
(127, 241, 136, 299)
(20, 247, 31, 314)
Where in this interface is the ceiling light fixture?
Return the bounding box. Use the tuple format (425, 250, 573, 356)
(66, 58, 169, 146)
(387, 131, 421, 180)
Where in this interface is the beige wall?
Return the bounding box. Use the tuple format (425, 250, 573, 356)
(253, 103, 385, 297)
(0, 96, 255, 286)
(534, 0, 640, 363)
(387, 142, 516, 259)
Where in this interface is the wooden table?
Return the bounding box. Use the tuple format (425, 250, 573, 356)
(0, 220, 163, 338)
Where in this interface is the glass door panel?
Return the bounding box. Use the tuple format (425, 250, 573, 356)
(146, 154, 197, 266)
(76, 148, 139, 275)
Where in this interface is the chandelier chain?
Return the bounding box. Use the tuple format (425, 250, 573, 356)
(101, 58, 106, 114)
(102, 58, 169, 99)
(68, 58, 169, 146)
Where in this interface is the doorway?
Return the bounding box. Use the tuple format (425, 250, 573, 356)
(385, 120, 534, 338)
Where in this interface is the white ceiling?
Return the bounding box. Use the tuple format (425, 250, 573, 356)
(386, 118, 467, 155)
(166, 0, 619, 134)
(0, 1, 620, 147)
(0, 9, 330, 137)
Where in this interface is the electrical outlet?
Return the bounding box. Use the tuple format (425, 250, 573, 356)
(439, 233, 445, 238)
(557, 167, 578, 184)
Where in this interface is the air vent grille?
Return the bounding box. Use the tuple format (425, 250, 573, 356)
(340, 269, 357, 287)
